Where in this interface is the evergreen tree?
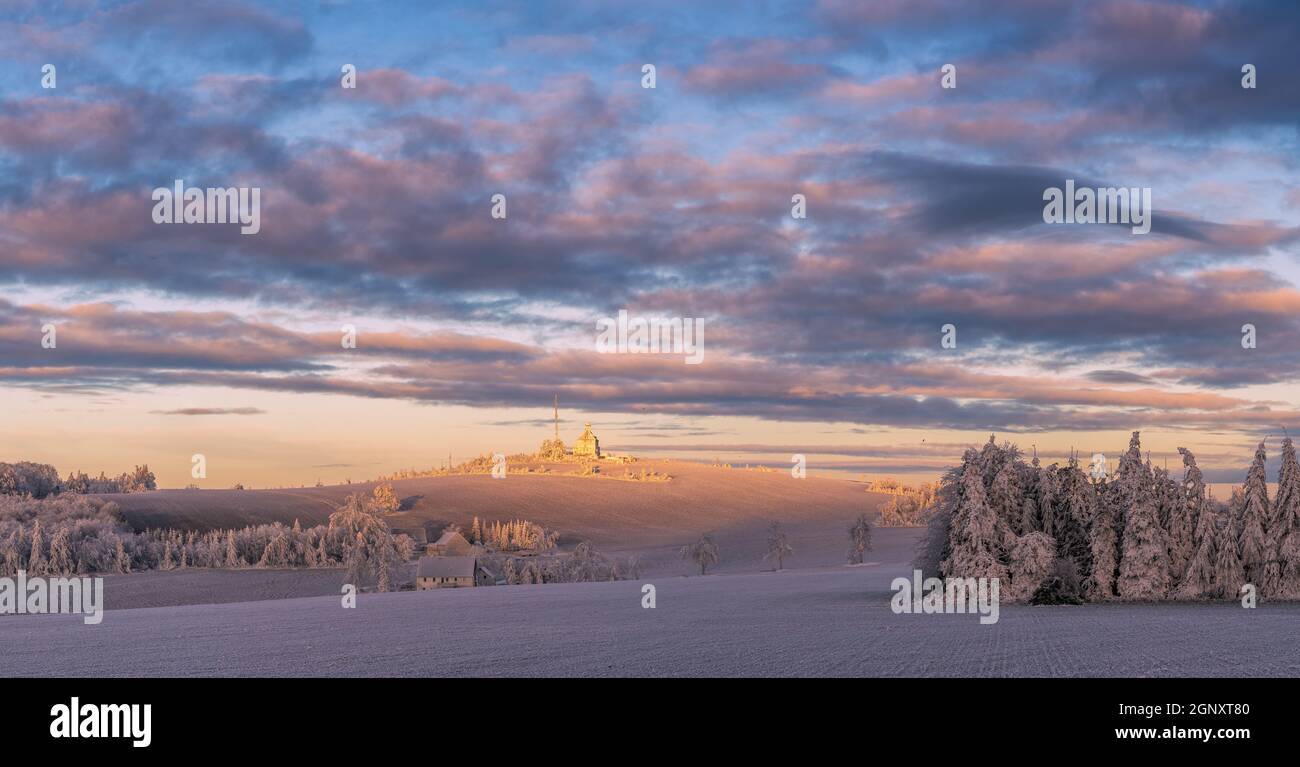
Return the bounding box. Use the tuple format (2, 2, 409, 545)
(371, 483, 400, 514)
(114, 539, 130, 574)
(1112, 431, 1146, 531)
(1214, 506, 1246, 599)
(1117, 474, 1170, 600)
(47, 525, 74, 575)
(1050, 457, 1094, 578)
(2, 531, 20, 576)
(1086, 479, 1120, 600)
(1165, 449, 1199, 586)
(941, 463, 1009, 582)
(1237, 441, 1271, 588)
(225, 530, 240, 568)
(912, 454, 967, 578)
(1272, 437, 1300, 597)
(160, 536, 175, 571)
(28, 519, 45, 575)
(1176, 449, 1217, 597)
(1032, 456, 1059, 537)
(1007, 531, 1056, 602)
(988, 462, 1025, 535)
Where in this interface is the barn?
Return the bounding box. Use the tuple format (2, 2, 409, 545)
(415, 556, 477, 589)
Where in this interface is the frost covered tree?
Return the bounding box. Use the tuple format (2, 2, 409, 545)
(343, 531, 367, 585)
(27, 519, 46, 575)
(912, 453, 970, 578)
(1, 531, 20, 576)
(680, 533, 720, 575)
(1214, 507, 1246, 599)
(1030, 453, 1058, 536)
(114, 538, 130, 574)
(224, 530, 240, 568)
(1112, 432, 1147, 530)
(160, 536, 175, 571)
(1165, 448, 1201, 586)
(941, 463, 1009, 582)
(371, 483, 400, 514)
(1176, 449, 1218, 598)
(258, 525, 291, 568)
(47, 525, 74, 575)
(1237, 441, 1271, 589)
(1086, 481, 1120, 600)
(1086, 436, 1148, 600)
(975, 434, 1018, 488)
(1007, 531, 1056, 602)
(1117, 476, 1170, 600)
(847, 513, 873, 564)
(764, 522, 793, 570)
(1152, 465, 1178, 532)
(988, 462, 1025, 535)
(1271, 437, 1300, 598)
(1051, 456, 1094, 578)
(329, 492, 404, 591)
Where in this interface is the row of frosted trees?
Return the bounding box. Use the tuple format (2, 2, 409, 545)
(0, 491, 416, 591)
(917, 432, 1300, 602)
(0, 462, 157, 499)
(467, 516, 558, 552)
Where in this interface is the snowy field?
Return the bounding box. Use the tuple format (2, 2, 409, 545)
(3, 529, 1296, 677)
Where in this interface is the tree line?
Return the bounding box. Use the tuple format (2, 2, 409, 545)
(0, 461, 157, 498)
(0, 490, 415, 591)
(917, 432, 1300, 603)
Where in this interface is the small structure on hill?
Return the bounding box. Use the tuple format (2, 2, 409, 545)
(573, 422, 601, 458)
(415, 556, 477, 589)
(427, 530, 474, 556)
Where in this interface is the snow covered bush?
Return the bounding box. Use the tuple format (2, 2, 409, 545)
(1007, 532, 1055, 602)
(1030, 557, 1084, 605)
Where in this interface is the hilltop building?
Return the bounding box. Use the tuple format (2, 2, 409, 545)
(573, 422, 601, 458)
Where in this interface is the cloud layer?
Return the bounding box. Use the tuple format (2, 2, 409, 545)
(2, 0, 1298, 455)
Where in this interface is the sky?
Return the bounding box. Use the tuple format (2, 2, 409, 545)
(1, 0, 1298, 489)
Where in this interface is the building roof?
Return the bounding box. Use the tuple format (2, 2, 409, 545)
(417, 556, 476, 578)
(433, 530, 470, 547)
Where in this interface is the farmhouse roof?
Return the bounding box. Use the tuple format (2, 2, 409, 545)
(433, 530, 470, 547)
(416, 556, 476, 578)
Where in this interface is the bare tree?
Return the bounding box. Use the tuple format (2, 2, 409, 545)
(680, 533, 720, 576)
(847, 513, 873, 564)
(764, 522, 793, 570)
